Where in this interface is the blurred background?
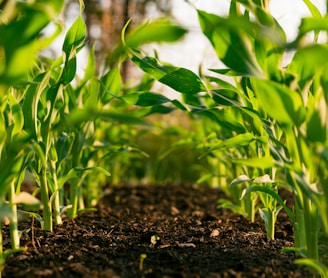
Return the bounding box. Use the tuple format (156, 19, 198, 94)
(54, 0, 326, 79)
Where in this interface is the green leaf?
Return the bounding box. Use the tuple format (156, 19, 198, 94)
(240, 185, 295, 222)
(124, 92, 171, 106)
(232, 156, 275, 169)
(210, 132, 254, 150)
(298, 17, 328, 42)
(126, 18, 187, 47)
(253, 174, 274, 183)
(62, 16, 86, 59)
(306, 97, 327, 143)
(82, 44, 96, 82)
(303, 0, 322, 18)
(229, 174, 251, 187)
(0, 0, 64, 85)
(289, 44, 328, 86)
(252, 78, 306, 126)
(100, 68, 122, 103)
(68, 108, 147, 126)
(108, 18, 187, 66)
(22, 72, 50, 139)
(58, 166, 111, 189)
(295, 258, 328, 277)
(236, 0, 275, 26)
(61, 55, 77, 84)
(7, 94, 24, 136)
(321, 66, 328, 103)
(197, 10, 263, 77)
(132, 55, 206, 94)
(301, 0, 323, 41)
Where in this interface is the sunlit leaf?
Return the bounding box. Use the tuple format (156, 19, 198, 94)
(303, 0, 322, 18)
(0, 0, 64, 85)
(229, 174, 251, 187)
(295, 258, 328, 277)
(62, 16, 86, 59)
(253, 174, 274, 183)
(232, 156, 275, 168)
(252, 78, 306, 126)
(108, 18, 187, 66)
(197, 10, 263, 77)
(7, 94, 24, 136)
(126, 18, 187, 47)
(132, 55, 206, 94)
(289, 44, 328, 85)
(210, 132, 254, 151)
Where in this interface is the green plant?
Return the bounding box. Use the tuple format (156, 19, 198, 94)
(0, 0, 64, 273)
(131, 0, 328, 275)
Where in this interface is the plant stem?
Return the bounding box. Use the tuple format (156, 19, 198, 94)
(8, 181, 19, 249)
(68, 178, 82, 219)
(244, 191, 256, 222)
(50, 161, 62, 225)
(40, 168, 52, 231)
(304, 198, 319, 259)
(267, 210, 275, 240)
(294, 199, 306, 256)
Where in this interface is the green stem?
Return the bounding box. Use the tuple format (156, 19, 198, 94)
(304, 198, 319, 259)
(8, 182, 19, 250)
(267, 210, 275, 240)
(51, 161, 62, 225)
(294, 199, 306, 255)
(40, 168, 52, 231)
(67, 178, 83, 219)
(244, 191, 256, 222)
(260, 208, 275, 239)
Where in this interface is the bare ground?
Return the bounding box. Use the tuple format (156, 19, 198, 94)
(2, 184, 311, 277)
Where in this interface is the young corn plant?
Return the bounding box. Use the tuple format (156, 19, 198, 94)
(198, 0, 328, 270)
(0, 93, 30, 274)
(131, 0, 328, 275)
(0, 0, 63, 272)
(21, 9, 87, 230)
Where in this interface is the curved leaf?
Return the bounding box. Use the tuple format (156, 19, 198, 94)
(62, 16, 86, 58)
(198, 10, 263, 77)
(252, 78, 306, 126)
(241, 185, 295, 223)
(132, 55, 206, 94)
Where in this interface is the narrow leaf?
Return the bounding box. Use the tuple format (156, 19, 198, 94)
(126, 18, 187, 47)
(253, 174, 275, 183)
(229, 174, 251, 187)
(232, 156, 275, 169)
(210, 132, 254, 150)
(123, 92, 171, 107)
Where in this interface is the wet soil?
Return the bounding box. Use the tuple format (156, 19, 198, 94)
(2, 184, 311, 277)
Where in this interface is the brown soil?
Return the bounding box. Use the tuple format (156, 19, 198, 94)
(2, 184, 311, 278)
